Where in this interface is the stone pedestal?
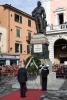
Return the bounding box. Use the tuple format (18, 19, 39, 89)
(30, 34, 56, 87)
(31, 34, 49, 59)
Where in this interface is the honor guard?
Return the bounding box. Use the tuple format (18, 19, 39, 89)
(40, 62, 49, 91)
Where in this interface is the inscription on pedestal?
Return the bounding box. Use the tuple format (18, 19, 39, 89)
(34, 44, 42, 53)
(31, 44, 49, 59)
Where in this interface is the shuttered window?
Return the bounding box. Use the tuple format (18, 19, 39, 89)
(28, 31, 31, 41)
(16, 28, 20, 37)
(20, 44, 22, 53)
(14, 14, 22, 24)
(27, 45, 30, 54)
(28, 19, 31, 27)
(20, 16, 22, 23)
(15, 43, 19, 53)
(15, 43, 22, 53)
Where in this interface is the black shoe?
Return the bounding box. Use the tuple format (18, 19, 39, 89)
(42, 90, 44, 91)
(24, 96, 26, 97)
(21, 96, 26, 98)
(42, 89, 45, 91)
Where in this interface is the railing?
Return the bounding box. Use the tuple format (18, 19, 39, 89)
(46, 24, 67, 32)
(26, 36, 31, 41)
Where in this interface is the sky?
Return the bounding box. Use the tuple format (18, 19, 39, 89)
(0, 0, 42, 15)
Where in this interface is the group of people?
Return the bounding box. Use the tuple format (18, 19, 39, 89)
(0, 1, 49, 98)
(52, 63, 67, 75)
(17, 0, 49, 97)
(0, 59, 49, 98)
(17, 60, 49, 98)
(0, 64, 19, 80)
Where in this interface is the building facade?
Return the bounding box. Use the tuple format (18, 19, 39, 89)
(0, 4, 36, 65)
(1, 1, 67, 65)
(42, 0, 67, 64)
(0, 26, 6, 53)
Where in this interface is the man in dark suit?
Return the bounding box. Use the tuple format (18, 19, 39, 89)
(40, 60, 49, 91)
(17, 62, 27, 98)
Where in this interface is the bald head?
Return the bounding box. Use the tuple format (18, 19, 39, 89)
(19, 62, 25, 68)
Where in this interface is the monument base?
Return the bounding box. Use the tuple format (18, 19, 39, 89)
(26, 72, 56, 89)
(47, 72, 56, 85)
(31, 34, 49, 59)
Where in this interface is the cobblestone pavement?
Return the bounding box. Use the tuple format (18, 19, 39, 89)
(0, 75, 18, 97)
(0, 76, 67, 100)
(39, 78, 67, 100)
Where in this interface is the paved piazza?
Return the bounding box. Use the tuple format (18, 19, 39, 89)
(0, 76, 18, 97)
(0, 76, 67, 100)
(39, 79, 67, 100)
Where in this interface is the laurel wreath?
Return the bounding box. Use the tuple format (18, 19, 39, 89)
(24, 56, 41, 74)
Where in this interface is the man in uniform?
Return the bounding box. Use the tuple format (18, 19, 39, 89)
(40, 60, 49, 91)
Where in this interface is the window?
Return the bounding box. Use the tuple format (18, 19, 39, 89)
(28, 19, 31, 27)
(14, 14, 22, 23)
(27, 45, 30, 54)
(58, 13, 64, 24)
(16, 27, 20, 37)
(28, 31, 31, 41)
(54, 7, 66, 25)
(15, 43, 22, 53)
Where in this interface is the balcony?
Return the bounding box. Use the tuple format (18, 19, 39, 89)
(46, 23, 67, 34)
(26, 36, 31, 42)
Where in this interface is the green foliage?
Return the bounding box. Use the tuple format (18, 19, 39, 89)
(24, 55, 41, 74)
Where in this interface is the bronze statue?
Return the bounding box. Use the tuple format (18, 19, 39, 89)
(32, 1, 47, 34)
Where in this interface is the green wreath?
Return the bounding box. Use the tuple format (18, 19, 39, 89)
(24, 55, 41, 74)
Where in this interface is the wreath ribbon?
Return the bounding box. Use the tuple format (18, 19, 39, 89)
(26, 57, 38, 69)
(25, 56, 40, 90)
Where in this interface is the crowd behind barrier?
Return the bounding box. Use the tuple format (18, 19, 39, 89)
(0, 63, 19, 76)
(1, 63, 67, 78)
(52, 63, 67, 78)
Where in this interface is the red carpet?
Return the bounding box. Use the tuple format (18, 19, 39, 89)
(0, 89, 44, 100)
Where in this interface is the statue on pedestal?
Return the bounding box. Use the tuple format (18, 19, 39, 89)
(32, 1, 47, 34)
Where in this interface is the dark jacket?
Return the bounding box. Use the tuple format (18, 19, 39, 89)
(17, 68, 27, 83)
(41, 65, 49, 77)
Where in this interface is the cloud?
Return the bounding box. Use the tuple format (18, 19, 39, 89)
(0, 0, 42, 15)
